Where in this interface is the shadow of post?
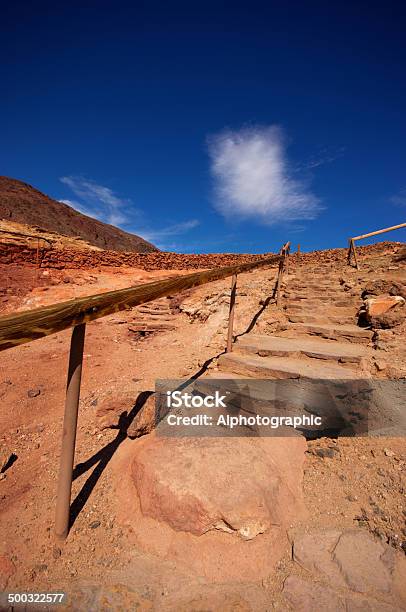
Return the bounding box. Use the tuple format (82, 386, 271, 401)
(69, 390, 153, 529)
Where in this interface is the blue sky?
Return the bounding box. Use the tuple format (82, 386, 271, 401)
(1, 1, 405, 252)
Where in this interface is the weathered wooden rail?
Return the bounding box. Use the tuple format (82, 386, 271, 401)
(348, 222, 406, 269)
(0, 251, 283, 540)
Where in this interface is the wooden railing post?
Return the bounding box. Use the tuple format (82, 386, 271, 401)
(348, 238, 359, 270)
(276, 242, 290, 307)
(226, 274, 237, 352)
(347, 222, 406, 269)
(55, 323, 86, 541)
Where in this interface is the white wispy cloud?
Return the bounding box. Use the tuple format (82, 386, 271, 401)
(208, 125, 321, 224)
(303, 146, 345, 169)
(141, 219, 200, 242)
(60, 176, 130, 225)
(59, 175, 200, 246)
(58, 198, 99, 219)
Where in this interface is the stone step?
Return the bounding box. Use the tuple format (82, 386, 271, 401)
(128, 322, 176, 332)
(236, 334, 368, 363)
(289, 323, 373, 344)
(287, 285, 339, 291)
(137, 308, 171, 316)
(284, 299, 358, 309)
(138, 303, 170, 310)
(283, 295, 339, 303)
(285, 303, 355, 313)
(218, 353, 363, 380)
(287, 314, 355, 325)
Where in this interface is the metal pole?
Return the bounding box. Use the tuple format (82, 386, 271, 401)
(226, 274, 237, 352)
(55, 323, 86, 541)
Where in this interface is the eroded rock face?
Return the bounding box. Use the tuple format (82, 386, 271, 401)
(131, 435, 306, 540)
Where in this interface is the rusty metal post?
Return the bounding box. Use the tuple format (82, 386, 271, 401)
(226, 274, 237, 352)
(55, 323, 86, 541)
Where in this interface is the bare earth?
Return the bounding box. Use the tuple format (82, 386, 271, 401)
(0, 244, 405, 611)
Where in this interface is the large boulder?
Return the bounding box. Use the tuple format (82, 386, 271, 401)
(126, 433, 306, 582)
(131, 435, 306, 541)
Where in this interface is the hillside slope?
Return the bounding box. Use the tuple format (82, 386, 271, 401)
(0, 176, 158, 252)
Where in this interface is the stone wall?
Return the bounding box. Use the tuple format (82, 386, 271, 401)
(0, 244, 275, 270)
(0, 241, 401, 271)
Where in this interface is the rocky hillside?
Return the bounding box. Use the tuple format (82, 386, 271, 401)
(0, 176, 158, 252)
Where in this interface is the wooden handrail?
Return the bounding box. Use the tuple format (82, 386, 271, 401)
(348, 223, 406, 269)
(351, 223, 406, 242)
(0, 253, 281, 352)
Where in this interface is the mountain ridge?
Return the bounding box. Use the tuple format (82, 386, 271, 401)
(0, 176, 158, 252)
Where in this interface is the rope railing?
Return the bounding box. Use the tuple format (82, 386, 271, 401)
(0, 250, 284, 541)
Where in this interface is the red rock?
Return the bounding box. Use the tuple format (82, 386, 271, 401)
(131, 434, 306, 540)
(364, 294, 405, 317)
(127, 394, 156, 438)
(95, 395, 134, 430)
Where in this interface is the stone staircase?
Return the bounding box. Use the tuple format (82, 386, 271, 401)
(128, 297, 176, 334)
(217, 263, 374, 381)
